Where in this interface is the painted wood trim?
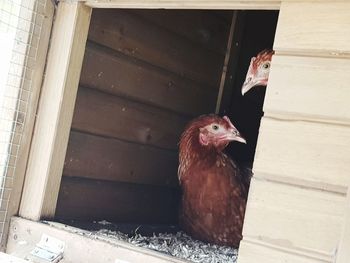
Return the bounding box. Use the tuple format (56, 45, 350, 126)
(336, 187, 350, 263)
(1, 1, 55, 250)
(6, 217, 186, 263)
(19, 2, 92, 220)
(84, 0, 281, 9)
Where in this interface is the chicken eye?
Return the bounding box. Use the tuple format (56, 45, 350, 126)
(212, 124, 219, 130)
(262, 62, 270, 69)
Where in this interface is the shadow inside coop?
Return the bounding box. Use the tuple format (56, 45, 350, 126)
(55, 8, 278, 263)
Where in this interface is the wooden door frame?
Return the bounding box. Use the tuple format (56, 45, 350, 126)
(18, 0, 282, 222)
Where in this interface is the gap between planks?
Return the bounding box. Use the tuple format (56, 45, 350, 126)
(263, 113, 350, 129)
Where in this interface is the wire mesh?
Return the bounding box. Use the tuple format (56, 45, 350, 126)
(0, 0, 49, 246)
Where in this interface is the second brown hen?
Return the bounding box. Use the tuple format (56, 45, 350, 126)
(178, 114, 250, 247)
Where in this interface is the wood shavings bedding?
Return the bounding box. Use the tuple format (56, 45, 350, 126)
(94, 223, 237, 263)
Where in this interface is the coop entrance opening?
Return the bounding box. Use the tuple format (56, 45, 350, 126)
(55, 8, 278, 262)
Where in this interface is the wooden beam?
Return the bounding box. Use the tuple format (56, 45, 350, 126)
(6, 217, 186, 263)
(215, 11, 237, 113)
(84, 0, 281, 10)
(19, 2, 92, 220)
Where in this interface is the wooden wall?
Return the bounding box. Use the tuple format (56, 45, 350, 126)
(55, 9, 232, 224)
(238, 1, 350, 263)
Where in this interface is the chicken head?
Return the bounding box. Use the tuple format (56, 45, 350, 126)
(198, 115, 246, 150)
(241, 49, 274, 95)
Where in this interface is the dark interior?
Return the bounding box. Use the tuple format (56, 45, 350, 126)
(222, 10, 279, 167)
(55, 9, 278, 235)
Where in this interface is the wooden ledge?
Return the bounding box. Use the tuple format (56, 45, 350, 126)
(6, 217, 185, 263)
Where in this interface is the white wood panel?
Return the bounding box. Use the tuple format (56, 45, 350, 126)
(0, 252, 29, 263)
(238, 240, 333, 263)
(242, 178, 346, 254)
(85, 0, 281, 9)
(253, 118, 350, 193)
(264, 55, 350, 124)
(274, 1, 350, 56)
(19, 2, 91, 220)
(336, 186, 350, 263)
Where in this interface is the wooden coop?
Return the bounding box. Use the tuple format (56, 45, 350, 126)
(1, 0, 350, 263)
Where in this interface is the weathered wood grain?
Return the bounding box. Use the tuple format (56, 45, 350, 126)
(88, 9, 224, 87)
(71, 87, 188, 150)
(243, 178, 345, 255)
(56, 177, 180, 224)
(80, 43, 217, 116)
(264, 55, 350, 124)
(64, 131, 179, 187)
(130, 9, 231, 55)
(253, 117, 350, 194)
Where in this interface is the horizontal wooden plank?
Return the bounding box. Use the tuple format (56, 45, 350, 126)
(237, 240, 333, 263)
(80, 43, 217, 116)
(7, 217, 185, 263)
(274, 2, 350, 56)
(56, 177, 180, 224)
(264, 55, 350, 124)
(242, 178, 346, 254)
(130, 10, 231, 55)
(88, 9, 224, 87)
(85, 0, 281, 10)
(64, 131, 179, 187)
(72, 87, 188, 150)
(253, 118, 350, 193)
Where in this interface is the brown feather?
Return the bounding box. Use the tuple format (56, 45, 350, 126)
(178, 114, 250, 247)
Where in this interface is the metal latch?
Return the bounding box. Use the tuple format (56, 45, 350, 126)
(30, 234, 65, 262)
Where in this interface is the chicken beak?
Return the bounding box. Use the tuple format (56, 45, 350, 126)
(241, 78, 257, 96)
(226, 130, 246, 144)
(233, 134, 247, 144)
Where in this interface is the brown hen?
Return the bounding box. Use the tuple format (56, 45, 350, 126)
(178, 114, 249, 247)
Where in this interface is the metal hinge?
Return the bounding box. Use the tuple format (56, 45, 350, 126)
(30, 234, 65, 263)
